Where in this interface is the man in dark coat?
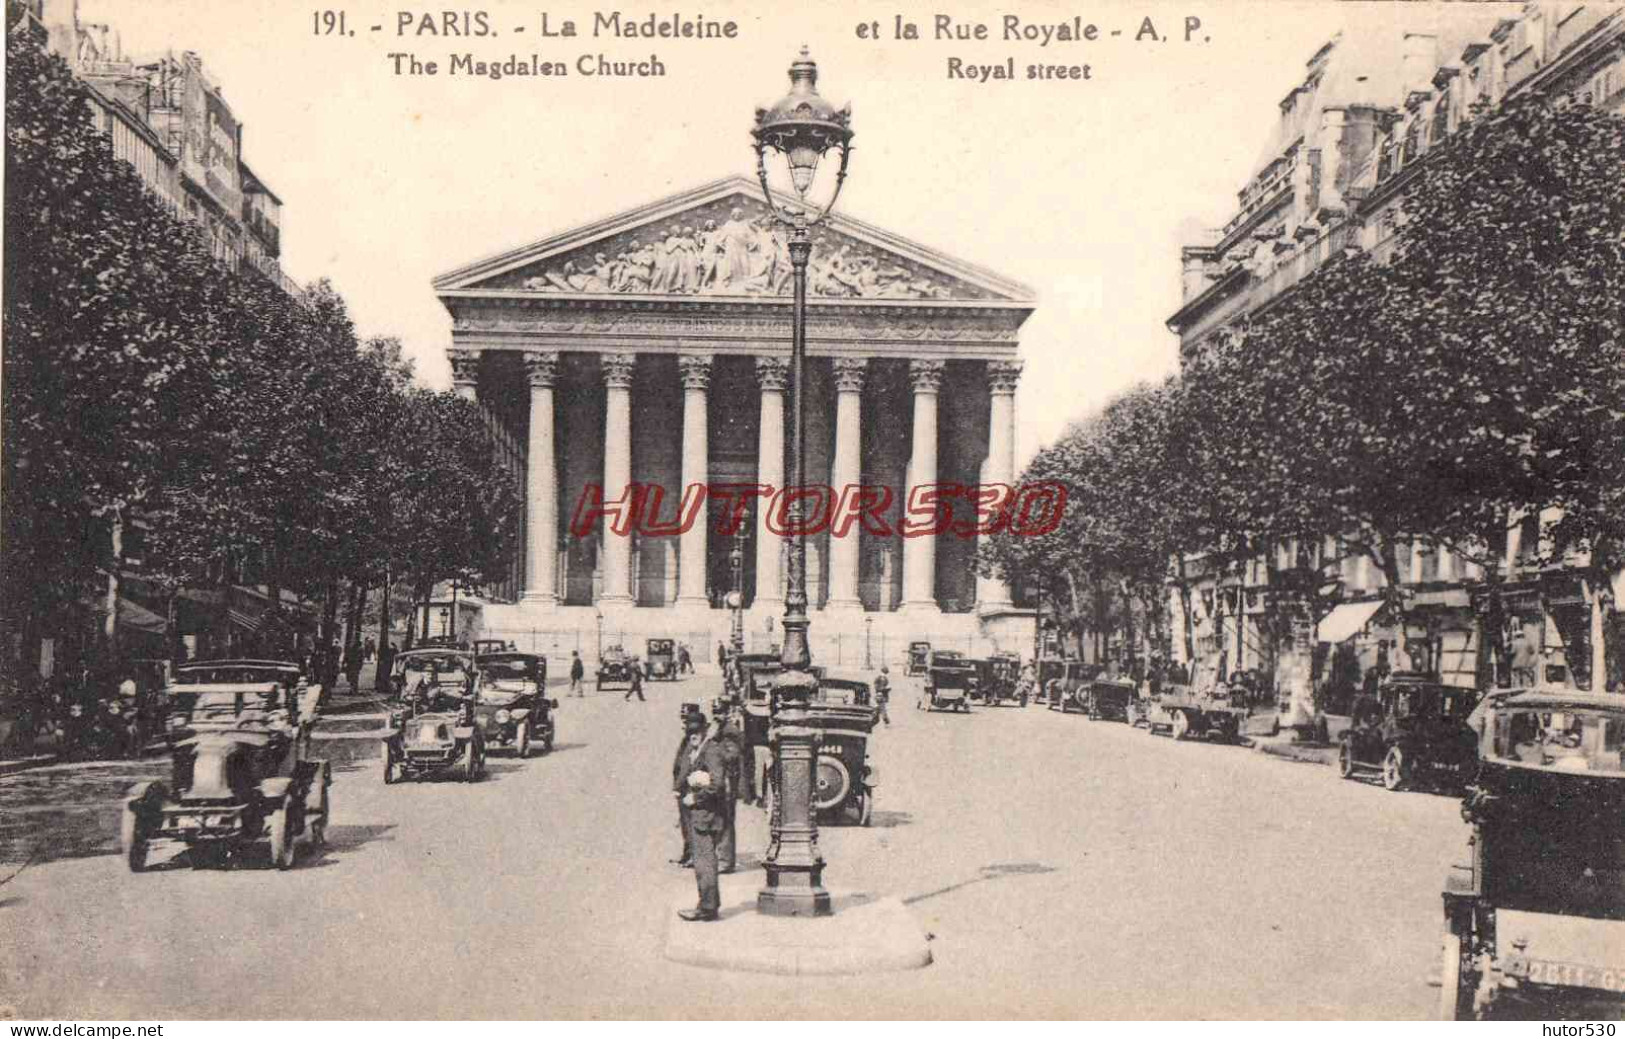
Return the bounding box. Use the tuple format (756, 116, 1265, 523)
(676, 711, 734, 922)
(670, 705, 701, 866)
(714, 705, 744, 872)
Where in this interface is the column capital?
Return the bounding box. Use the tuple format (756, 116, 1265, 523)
(447, 348, 480, 387)
(832, 356, 868, 394)
(755, 355, 790, 392)
(987, 359, 1024, 395)
(522, 350, 560, 389)
(909, 358, 946, 395)
(678, 352, 714, 391)
(600, 352, 637, 389)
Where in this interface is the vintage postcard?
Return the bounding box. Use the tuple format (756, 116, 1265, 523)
(3, 0, 1622, 1023)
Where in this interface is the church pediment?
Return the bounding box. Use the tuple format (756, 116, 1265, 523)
(434, 176, 1033, 305)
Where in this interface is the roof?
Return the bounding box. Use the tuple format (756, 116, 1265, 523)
(1500, 691, 1625, 713)
(433, 175, 1035, 306)
(820, 669, 873, 687)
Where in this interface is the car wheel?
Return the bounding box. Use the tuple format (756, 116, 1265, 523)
(515, 720, 531, 759)
(1438, 930, 1478, 1020)
(268, 798, 297, 870)
(382, 745, 397, 785)
(1382, 746, 1411, 792)
(858, 790, 873, 828)
(1171, 710, 1190, 741)
(464, 745, 479, 782)
(121, 803, 149, 873)
(1338, 742, 1356, 779)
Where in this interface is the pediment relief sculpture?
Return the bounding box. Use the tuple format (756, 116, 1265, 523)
(501, 196, 977, 301)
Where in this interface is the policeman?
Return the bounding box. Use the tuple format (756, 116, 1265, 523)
(713, 701, 744, 873)
(670, 703, 701, 866)
(676, 709, 732, 922)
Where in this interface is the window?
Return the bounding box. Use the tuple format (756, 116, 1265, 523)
(1431, 90, 1451, 143)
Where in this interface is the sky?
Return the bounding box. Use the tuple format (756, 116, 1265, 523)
(75, 0, 1472, 467)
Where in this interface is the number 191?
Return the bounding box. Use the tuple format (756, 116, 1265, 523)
(313, 10, 348, 34)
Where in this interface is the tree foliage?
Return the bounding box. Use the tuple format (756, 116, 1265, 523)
(3, 16, 520, 667)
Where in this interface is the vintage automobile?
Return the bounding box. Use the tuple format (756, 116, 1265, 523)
(645, 638, 678, 681)
(596, 645, 636, 690)
(1084, 677, 1138, 722)
(121, 659, 330, 871)
(906, 641, 932, 677)
(1438, 690, 1625, 1019)
(973, 653, 1024, 706)
(1338, 675, 1480, 791)
(472, 652, 555, 757)
(382, 649, 485, 782)
(809, 671, 879, 826)
(919, 650, 977, 712)
(1046, 661, 1103, 713)
(471, 638, 512, 657)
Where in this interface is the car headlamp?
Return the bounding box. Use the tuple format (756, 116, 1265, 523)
(495, 709, 511, 724)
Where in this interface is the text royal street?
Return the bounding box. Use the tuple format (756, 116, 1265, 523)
(387, 51, 667, 77)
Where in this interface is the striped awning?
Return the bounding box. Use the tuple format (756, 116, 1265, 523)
(228, 607, 262, 633)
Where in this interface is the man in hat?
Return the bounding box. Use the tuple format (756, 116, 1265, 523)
(568, 650, 585, 697)
(676, 708, 734, 922)
(670, 704, 702, 866)
(713, 703, 745, 872)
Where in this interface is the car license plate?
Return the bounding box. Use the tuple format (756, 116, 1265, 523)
(1512, 957, 1625, 992)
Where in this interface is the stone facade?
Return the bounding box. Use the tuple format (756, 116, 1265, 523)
(435, 176, 1038, 662)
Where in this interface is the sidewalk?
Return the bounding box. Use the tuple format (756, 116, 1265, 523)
(1248, 732, 1339, 767)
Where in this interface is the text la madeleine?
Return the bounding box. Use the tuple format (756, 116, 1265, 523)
(538, 12, 738, 38)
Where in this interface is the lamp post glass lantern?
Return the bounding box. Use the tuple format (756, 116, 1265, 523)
(752, 46, 852, 918)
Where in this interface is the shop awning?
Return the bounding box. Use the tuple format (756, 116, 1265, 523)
(1317, 600, 1384, 644)
(116, 597, 167, 634)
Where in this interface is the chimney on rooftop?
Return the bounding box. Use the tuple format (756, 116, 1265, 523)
(1401, 33, 1438, 99)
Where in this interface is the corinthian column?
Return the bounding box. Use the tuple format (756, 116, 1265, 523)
(754, 356, 788, 611)
(676, 353, 713, 609)
(901, 359, 944, 615)
(521, 352, 560, 606)
(977, 359, 1022, 613)
(598, 353, 636, 607)
(448, 348, 479, 401)
(826, 357, 866, 613)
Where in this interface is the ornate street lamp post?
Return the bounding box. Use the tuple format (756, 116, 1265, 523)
(751, 46, 852, 918)
(728, 531, 747, 655)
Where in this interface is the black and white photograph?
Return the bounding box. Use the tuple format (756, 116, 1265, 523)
(2, 0, 1623, 1023)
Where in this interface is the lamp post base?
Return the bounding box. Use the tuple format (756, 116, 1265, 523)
(757, 873, 833, 917)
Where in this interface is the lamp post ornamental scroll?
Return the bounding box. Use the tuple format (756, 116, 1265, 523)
(750, 46, 852, 918)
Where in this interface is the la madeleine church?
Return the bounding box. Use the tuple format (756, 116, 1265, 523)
(433, 176, 1037, 663)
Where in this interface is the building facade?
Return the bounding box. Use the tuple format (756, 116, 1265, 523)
(1166, 3, 1625, 711)
(436, 177, 1036, 664)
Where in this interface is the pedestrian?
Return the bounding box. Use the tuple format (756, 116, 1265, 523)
(364, 636, 376, 662)
(716, 642, 727, 669)
(873, 666, 891, 726)
(670, 705, 701, 867)
(624, 659, 646, 702)
(715, 707, 743, 873)
(116, 670, 140, 759)
(1509, 628, 1538, 688)
(569, 650, 585, 697)
(675, 710, 732, 923)
(678, 643, 692, 675)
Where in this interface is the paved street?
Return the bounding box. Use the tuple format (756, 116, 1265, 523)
(0, 674, 1470, 1019)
